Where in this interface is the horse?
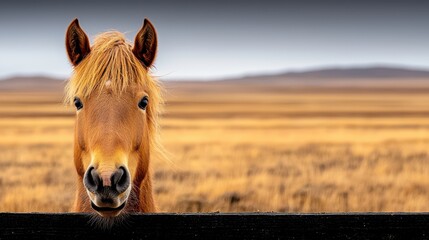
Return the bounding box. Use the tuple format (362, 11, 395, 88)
(64, 18, 163, 220)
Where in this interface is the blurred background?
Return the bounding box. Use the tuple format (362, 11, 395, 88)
(1, 0, 429, 212)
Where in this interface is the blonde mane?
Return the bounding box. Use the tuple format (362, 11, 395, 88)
(65, 31, 165, 160)
(65, 31, 160, 102)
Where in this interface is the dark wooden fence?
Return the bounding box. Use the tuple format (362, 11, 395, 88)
(1, 213, 429, 239)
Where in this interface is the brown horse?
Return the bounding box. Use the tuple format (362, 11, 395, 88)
(64, 18, 163, 220)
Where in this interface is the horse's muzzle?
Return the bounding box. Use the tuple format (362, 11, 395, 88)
(83, 166, 131, 216)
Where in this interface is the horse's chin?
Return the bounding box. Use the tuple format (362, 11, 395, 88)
(91, 201, 127, 217)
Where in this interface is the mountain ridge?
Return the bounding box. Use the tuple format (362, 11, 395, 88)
(230, 66, 429, 82)
(1, 66, 429, 91)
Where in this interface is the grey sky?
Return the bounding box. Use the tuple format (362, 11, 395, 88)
(0, 0, 428, 80)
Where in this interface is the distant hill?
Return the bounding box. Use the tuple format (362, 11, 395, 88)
(1, 66, 429, 92)
(0, 76, 66, 92)
(232, 66, 429, 82)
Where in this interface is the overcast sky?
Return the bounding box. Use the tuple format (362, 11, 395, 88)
(0, 0, 428, 80)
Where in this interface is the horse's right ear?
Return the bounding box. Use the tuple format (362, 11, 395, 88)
(65, 18, 91, 66)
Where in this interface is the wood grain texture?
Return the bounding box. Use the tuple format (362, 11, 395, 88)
(1, 213, 429, 239)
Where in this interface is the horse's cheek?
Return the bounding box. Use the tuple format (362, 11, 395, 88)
(80, 151, 92, 173)
(127, 153, 139, 182)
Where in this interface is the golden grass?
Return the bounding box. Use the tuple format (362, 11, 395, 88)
(2, 81, 429, 212)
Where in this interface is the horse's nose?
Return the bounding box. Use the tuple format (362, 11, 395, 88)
(83, 166, 130, 195)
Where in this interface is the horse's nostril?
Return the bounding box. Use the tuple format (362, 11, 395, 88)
(111, 168, 124, 186)
(113, 167, 130, 194)
(83, 167, 99, 193)
(84, 166, 129, 195)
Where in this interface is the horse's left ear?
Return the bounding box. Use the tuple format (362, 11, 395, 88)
(133, 18, 158, 68)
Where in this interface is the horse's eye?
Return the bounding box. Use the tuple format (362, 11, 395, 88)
(74, 97, 83, 110)
(138, 96, 149, 110)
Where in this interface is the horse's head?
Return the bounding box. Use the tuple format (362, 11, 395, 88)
(65, 19, 160, 217)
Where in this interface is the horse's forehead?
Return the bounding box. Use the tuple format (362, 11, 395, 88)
(103, 79, 144, 91)
(105, 80, 112, 88)
(86, 94, 135, 126)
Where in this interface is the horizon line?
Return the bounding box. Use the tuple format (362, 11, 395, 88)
(2, 63, 429, 82)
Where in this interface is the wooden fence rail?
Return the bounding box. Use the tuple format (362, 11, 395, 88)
(1, 213, 429, 239)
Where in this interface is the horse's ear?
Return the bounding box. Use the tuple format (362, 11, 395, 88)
(65, 18, 91, 66)
(133, 18, 158, 68)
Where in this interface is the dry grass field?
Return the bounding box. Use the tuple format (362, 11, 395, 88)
(2, 78, 429, 212)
